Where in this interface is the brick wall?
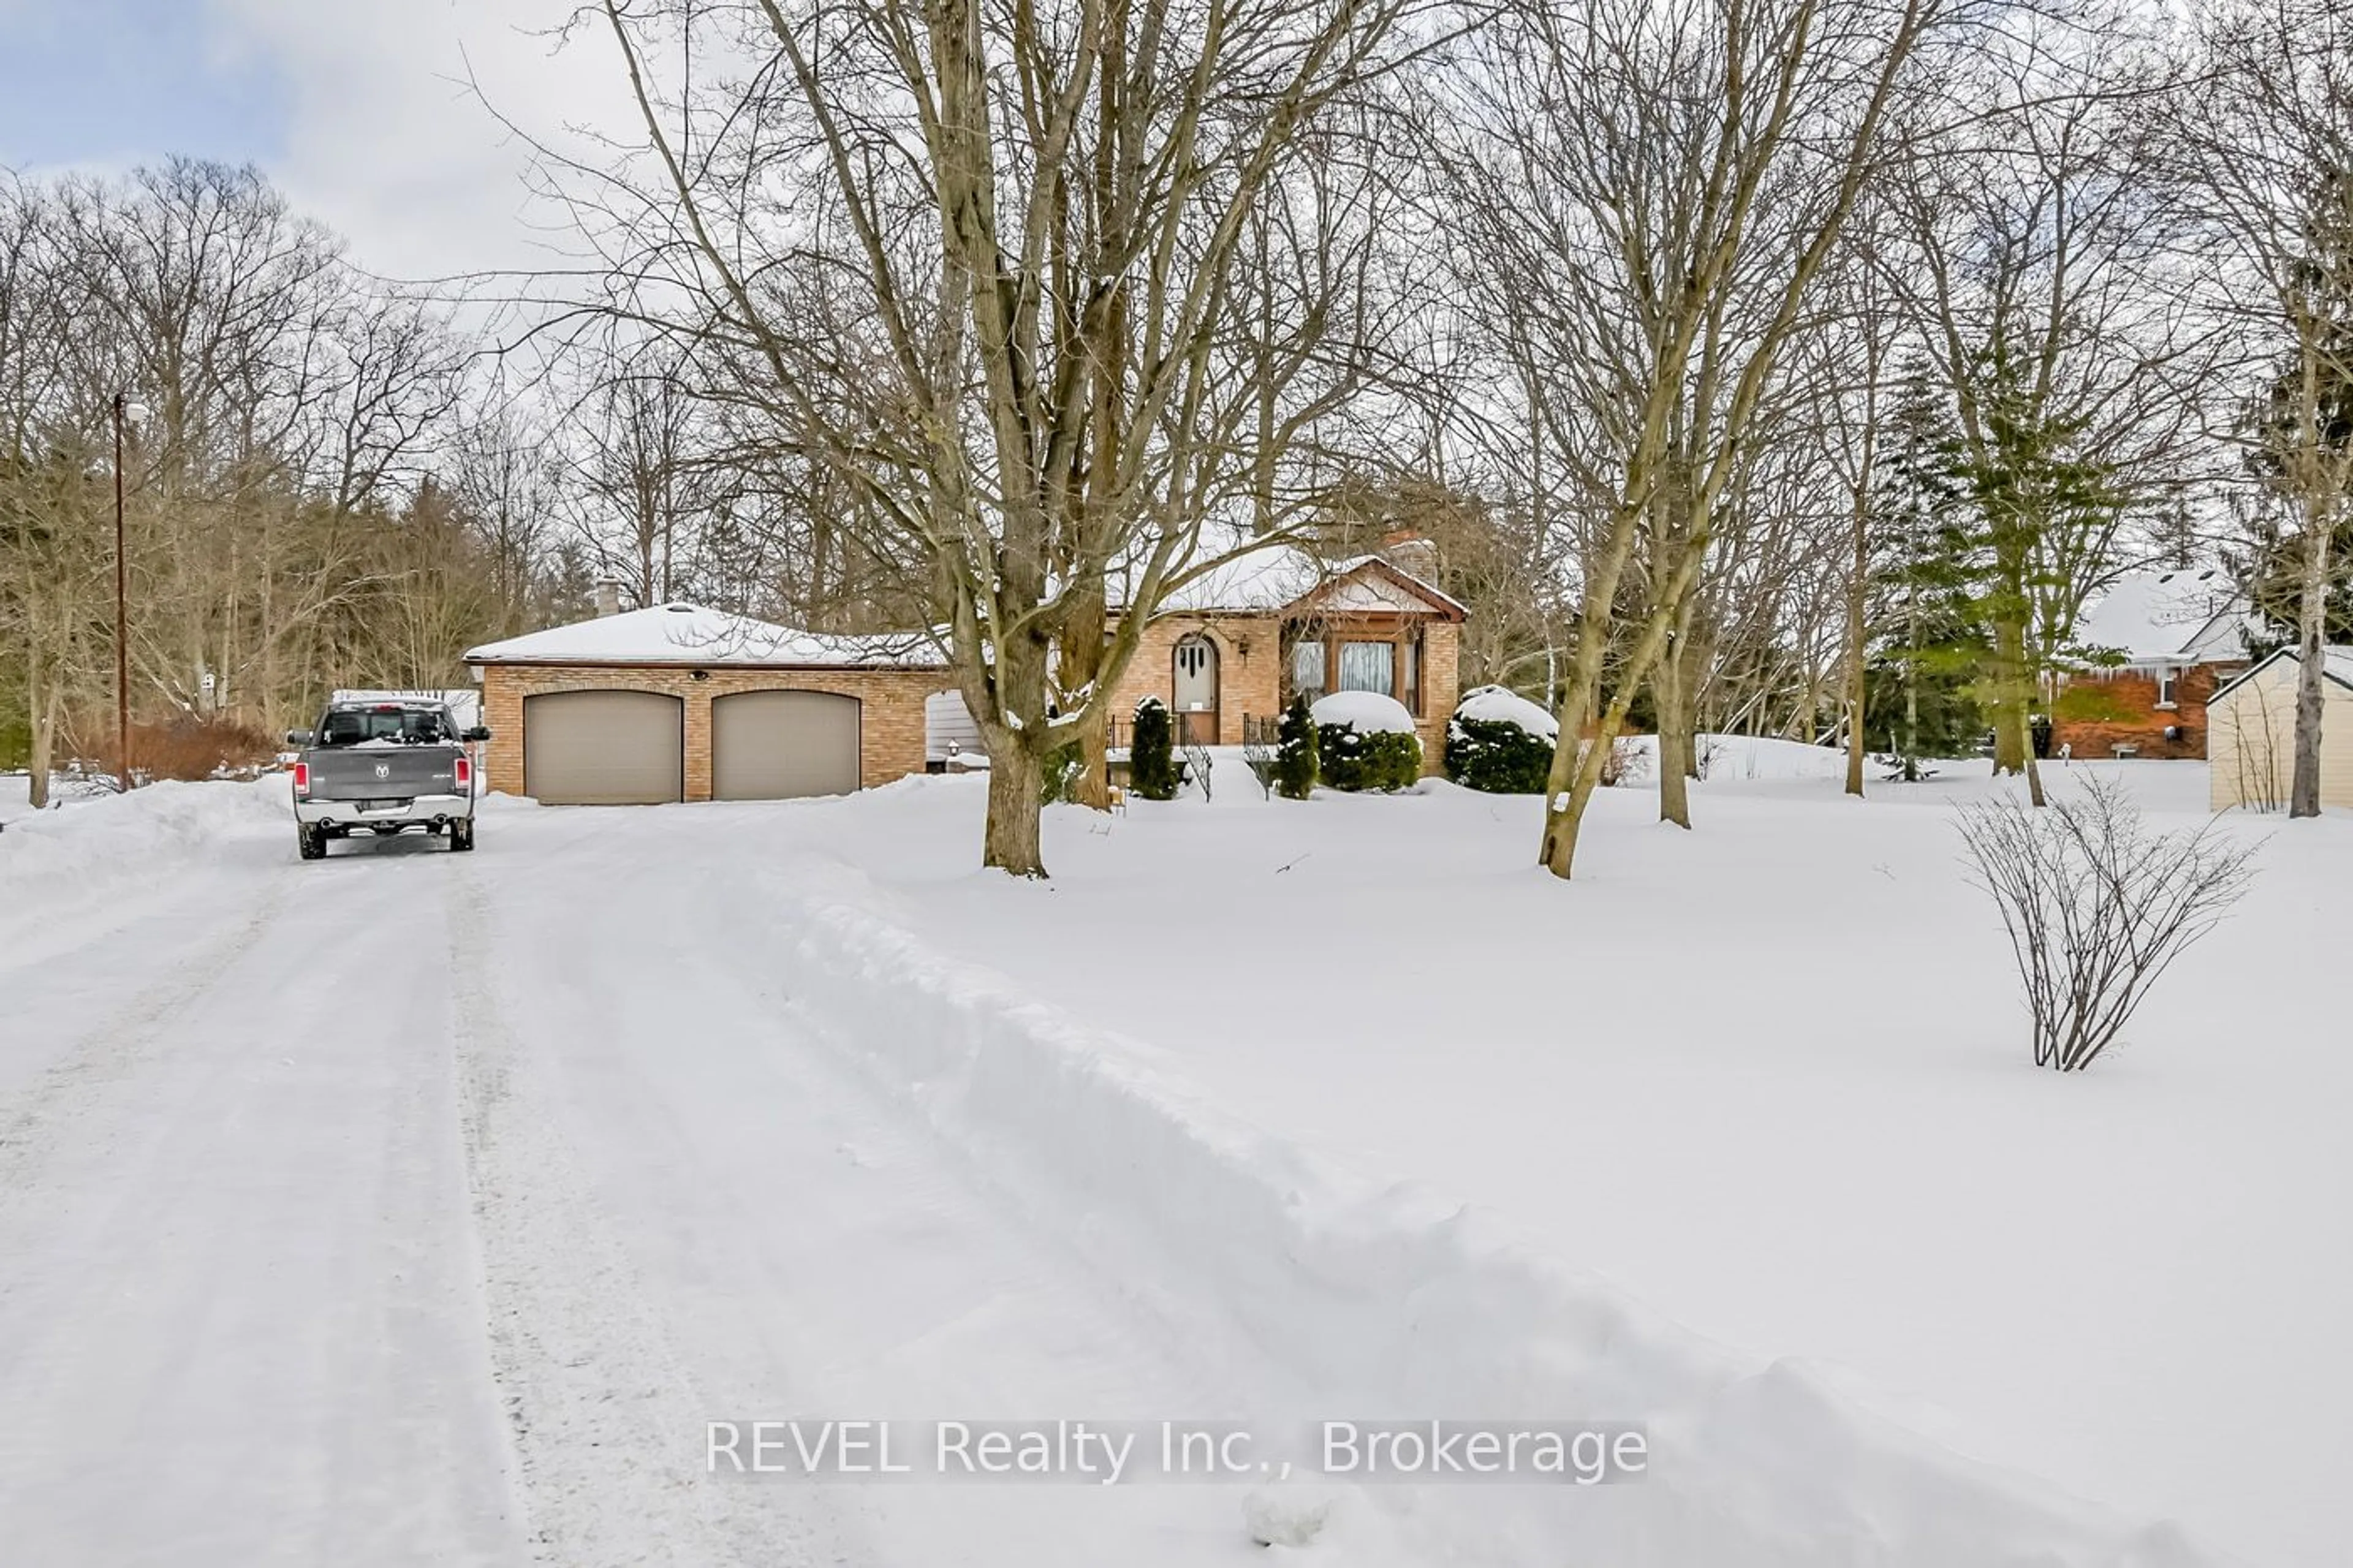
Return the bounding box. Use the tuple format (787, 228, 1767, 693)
(1105, 614, 1283, 745)
(1105, 612, 1464, 773)
(1418, 621, 1461, 773)
(480, 663, 955, 801)
(2049, 664, 2237, 761)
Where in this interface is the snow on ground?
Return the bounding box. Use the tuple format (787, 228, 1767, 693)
(1, 750, 2335, 1565)
(694, 744, 2333, 1567)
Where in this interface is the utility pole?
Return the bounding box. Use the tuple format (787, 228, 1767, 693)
(113, 391, 131, 790)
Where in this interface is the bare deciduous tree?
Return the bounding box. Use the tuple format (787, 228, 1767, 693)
(2173, 0, 2353, 819)
(565, 0, 1442, 875)
(1442, 0, 1960, 877)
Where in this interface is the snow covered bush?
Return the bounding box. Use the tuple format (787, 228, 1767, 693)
(1275, 694, 1317, 799)
(1957, 775, 2258, 1072)
(1311, 691, 1422, 792)
(1444, 684, 1558, 793)
(1129, 697, 1179, 800)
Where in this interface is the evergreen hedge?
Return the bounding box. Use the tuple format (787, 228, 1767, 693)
(1316, 718, 1422, 792)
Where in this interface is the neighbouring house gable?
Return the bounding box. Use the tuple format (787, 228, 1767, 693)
(2071, 570, 2258, 670)
(2209, 645, 2353, 705)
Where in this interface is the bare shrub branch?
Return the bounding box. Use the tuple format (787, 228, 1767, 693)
(1957, 774, 2259, 1071)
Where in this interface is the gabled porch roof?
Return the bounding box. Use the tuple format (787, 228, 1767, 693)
(1121, 546, 1466, 621)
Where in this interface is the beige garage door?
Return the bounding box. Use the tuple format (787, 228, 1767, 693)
(712, 690, 862, 800)
(523, 689, 684, 805)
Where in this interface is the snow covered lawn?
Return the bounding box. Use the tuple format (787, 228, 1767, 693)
(699, 747, 2338, 1566)
(1, 751, 2335, 1566)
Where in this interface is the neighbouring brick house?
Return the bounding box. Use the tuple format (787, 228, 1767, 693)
(464, 604, 953, 805)
(2049, 570, 2260, 761)
(1104, 541, 1467, 768)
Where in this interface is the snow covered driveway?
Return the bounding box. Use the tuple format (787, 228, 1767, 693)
(1, 767, 2314, 1566)
(0, 792, 1291, 1567)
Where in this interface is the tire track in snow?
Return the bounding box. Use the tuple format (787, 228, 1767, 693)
(443, 865, 858, 1568)
(0, 871, 289, 1202)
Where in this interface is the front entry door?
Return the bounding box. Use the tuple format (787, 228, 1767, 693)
(1172, 634, 1219, 745)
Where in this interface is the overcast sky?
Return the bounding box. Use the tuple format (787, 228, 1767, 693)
(0, 0, 634, 280)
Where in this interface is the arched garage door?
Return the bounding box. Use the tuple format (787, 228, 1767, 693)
(713, 689, 862, 800)
(523, 689, 684, 805)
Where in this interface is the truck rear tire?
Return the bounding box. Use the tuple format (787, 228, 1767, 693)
(450, 820, 475, 853)
(297, 825, 327, 861)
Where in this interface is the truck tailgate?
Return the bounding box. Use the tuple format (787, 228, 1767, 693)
(306, 746, 464, 800)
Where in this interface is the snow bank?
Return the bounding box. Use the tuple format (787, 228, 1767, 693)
(0, 778, 285, 923)
(1452, 684, 1559, 738)
(759, 861, 2220, 1568)
(1613, 733, 1853, 782)
(1310, 691, 1418, 735)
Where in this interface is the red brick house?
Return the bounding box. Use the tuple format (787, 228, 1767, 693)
(1104, 542, 1467, 767)
(2050, 570, 2260, 761)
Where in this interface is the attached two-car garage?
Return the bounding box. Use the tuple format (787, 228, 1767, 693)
(469, 604, 946, 805)
(521, 686, 863, 805)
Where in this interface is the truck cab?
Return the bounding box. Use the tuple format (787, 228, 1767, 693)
(287, 701, 490, 859)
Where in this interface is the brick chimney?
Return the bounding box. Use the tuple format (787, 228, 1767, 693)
(594, 580, 623, 618)
(1380, 531, 1439, 583)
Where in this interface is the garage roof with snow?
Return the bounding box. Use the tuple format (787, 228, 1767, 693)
(465, 604, 947, 669)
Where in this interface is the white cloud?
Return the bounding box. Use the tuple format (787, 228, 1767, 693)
(205, 0, 638, 282)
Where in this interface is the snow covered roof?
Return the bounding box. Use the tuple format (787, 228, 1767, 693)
(2072, 570, 2259, 668)
(2210, 644, 2353, 704)
(464, 604, 946, 669)
(1134, 547, 1466, 618)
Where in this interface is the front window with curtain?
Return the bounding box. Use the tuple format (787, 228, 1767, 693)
(1339, 640, 1395, 697)
(1292, 639, 1327, 699)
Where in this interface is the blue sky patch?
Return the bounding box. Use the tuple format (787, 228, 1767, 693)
(0, 0, 290, 171)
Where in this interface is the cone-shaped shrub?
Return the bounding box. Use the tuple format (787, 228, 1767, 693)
(1275, 694, 1318, 799)
(1131, 696, 1179, 800)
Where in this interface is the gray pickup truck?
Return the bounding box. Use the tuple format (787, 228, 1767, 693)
(286, 699, 490, 859)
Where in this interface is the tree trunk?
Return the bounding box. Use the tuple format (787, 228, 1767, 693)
(1843, 508, 1868, 798)
(1657, 665, 1691, 828)
(1075, 711, 1112, 812)
(1063, 588, 1112, 812)
(1990, 612, 2029, 776)
(2290, 504, 2332, 819)
(27, 662, 55, 811)
(982, 741, 1048, 877)
(1542, 540, 1707, 877)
